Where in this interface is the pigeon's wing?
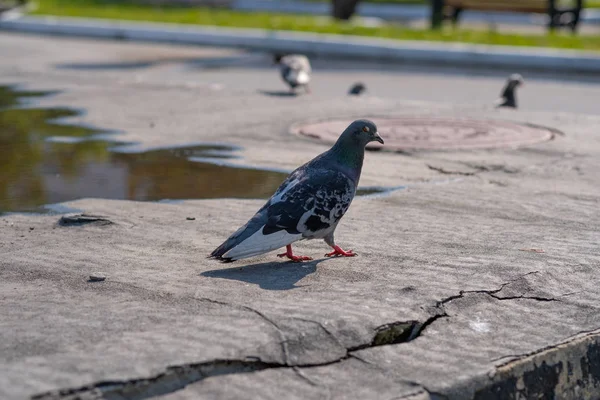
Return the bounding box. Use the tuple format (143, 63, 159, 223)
(210, 168, 309, 261)
(280, 55, 311, 87)
(292, 55, 311, 74)
(215, 168, 355, 261)
(282, 55, 311, 72)
(279, 64, 297, 87)
(286, 69, 310, 86)
(263, 168, 355, 237)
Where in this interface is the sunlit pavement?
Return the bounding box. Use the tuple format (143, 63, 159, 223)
(2, 32, 600, 400)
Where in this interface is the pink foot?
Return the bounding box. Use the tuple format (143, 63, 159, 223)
(325, 245, 357, 257)
(277, 245, 312, 262)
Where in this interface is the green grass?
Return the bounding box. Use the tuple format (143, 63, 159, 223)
(325, 0, 600, 6)
(307, 0, 426, 4)
(32, 0, 600, 52)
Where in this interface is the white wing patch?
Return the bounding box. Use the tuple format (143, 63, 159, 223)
(271, 178, 300, 204)
(223, 226, 303, 261)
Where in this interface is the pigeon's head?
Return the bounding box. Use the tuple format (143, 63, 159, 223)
(273, 53, 286, 65)
(508, 74, 524, 88)
(342, 119, 384, 146)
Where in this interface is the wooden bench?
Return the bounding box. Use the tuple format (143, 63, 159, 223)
(431, 0, 584, 31)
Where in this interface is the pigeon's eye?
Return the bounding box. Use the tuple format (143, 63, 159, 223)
(362, 126, 370, 132)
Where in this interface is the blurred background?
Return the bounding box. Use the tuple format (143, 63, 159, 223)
(1, 0, 599, 49)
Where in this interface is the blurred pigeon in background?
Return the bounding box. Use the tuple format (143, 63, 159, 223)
(273, 53, 312, 94)
(495, 74, 524, 108)
(210, 119, 384, 262)
(348, 82, 366, 96)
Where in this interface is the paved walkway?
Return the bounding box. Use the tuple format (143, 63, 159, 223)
(1, 33, 600, 400)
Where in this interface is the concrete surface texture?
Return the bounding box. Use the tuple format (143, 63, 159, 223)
(1, 33, 600, 399)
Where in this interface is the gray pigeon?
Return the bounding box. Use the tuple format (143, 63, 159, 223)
(349, 82, 366, 96)
(495, 74, 524, 108)
(210, 119, 384, 262)
(273, 54, 312, 94)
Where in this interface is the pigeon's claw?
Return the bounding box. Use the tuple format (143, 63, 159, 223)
(278, 253, 312, 262)
(278, 245, 312, 262)
(325, 245, 357, 257)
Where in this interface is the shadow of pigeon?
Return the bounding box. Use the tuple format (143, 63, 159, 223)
(258, 90, 298, 98)
(201, 258, 328, 290)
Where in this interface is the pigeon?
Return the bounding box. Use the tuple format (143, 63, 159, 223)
(210, 119, 384, 262)
(495, 74, 524, 109)
(273, 54, 312, 94)
(348, 82, 366, 96)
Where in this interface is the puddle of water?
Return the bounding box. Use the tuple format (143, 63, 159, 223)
(0, 85, 403, 214)
(355, 186, 406, 198)
(0, 85, 57, 109)
(0, 85, 290, 213)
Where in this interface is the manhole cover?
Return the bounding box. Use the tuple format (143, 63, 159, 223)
(291, 117, 556, 150)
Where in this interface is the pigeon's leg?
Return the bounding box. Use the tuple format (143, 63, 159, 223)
(326, 246, 356, 257)
(277, 245, 312, 262)
(304, 84, 311, 94)
(324, 233, 356, 257)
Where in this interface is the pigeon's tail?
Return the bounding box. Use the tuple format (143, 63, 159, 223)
(209, 206, 302, 262)
(210, 217, 254, 261)
(210, 224, 302, 262)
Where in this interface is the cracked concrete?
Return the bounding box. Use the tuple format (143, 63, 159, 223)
(1, 33, 600, 399)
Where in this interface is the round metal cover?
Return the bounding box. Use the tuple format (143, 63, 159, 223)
(291, 117, 556, 151)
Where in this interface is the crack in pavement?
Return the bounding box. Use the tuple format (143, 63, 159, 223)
(30, 306, 429, 400)
(31, 353, 428, 400)
(426, 162, 520, 177)
(418, 271, 553, 336)
(292, 316, 348, 351)
(194, 296, 293, 367)
(31, 359, 283, 400)
(460, 163, 520, 174)
(426, 164, 477, 176)
(34, 271, 566, 400)
(489, 294, 557, 302)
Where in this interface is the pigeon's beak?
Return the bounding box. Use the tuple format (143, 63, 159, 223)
(373, 132, 384, 145)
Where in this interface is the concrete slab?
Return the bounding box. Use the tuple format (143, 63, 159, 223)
(1, 33, 600, 399)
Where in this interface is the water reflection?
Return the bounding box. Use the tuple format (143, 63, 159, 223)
(0, 85, 287, 213)
(0, 85, 57, 109)
(354, 186, 406, 198)
(0, 85, 402, 214)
